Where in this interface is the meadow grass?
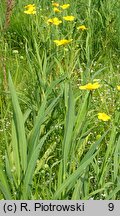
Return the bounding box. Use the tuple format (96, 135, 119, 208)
(0, 0, 120, 199)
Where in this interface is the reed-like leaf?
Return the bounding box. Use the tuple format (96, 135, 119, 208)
(73, 92, 89, 141)
(28, 98, 46, 159)
(80, 130, 109, 165)
(0, 166, 12, 199)
(114, 135, 120, 181)
(106, 184, 120, 200)
(11, 120, 20, 184)
(8, 73, 27, 174)
(99, 126, 116, 185)
(22, 131, 52, 199)
(53, 152, 97, 199)
(62, 83, 75, 174)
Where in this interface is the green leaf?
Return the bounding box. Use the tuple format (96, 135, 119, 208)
(28, 98, 46, 160)
(0, 166, 12, 199)
(53, 152, 97, 199)
(99, 127, 116, 185)
(11, 120, 21, 184)
(73, 92, 89, 141)
(63, 84, 75, 173)
(22, 131, 52, 199)
(80, 130, 108, 165)
(106, 184, 120, 200)
(8, 73, 27, 174)
(114, 135, 120, 181)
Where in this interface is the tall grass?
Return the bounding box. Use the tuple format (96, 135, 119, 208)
(0, 0, 120, 199)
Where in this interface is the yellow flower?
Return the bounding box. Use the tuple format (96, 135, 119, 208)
(24, 4, 36, 14)
(24, 4, 35, 9)
(63, 16, 75, 21)
(117, 86, 120, 90)
(47, 17, 62, 25)
(52, 2, 59, 7)
(77, 25, 87, 30)
(79, 82, 100, 90)
(60, 4, 70, 9)
(53, 39, 73, 46)
(98, 113, 111, 121)
(53, 7, 61, 12)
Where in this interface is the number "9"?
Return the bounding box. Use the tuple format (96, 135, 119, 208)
(108, 203, 114, 211)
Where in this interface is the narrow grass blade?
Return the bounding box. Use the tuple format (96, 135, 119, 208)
(99, 126, 116, 185)
(106, 184, 120, 200)
(73, 92, 89, 141)
(0, 166, 12, 199)
(28, 94, 61, 161)
(91, 67, 107, 80)
(28, 98, 46, 159)
(45, 75, 67, 97)
(80, 130, 108, 165)
(84, 188, 107, 200)
(11, 120, 20, 184)
(57, 161, 63, 196)
(63, 84, 75, 173)
(45, 94, 61, 117)
(23, 131, 52, 199)
(53, 152, 97, 200)
(114, 135, 120, 181)
(71, 180, 81, 199)
(23, 108, 31, 123)
(8, 73, 27, 173)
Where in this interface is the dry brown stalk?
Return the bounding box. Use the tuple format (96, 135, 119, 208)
(4, 0, 14, 29)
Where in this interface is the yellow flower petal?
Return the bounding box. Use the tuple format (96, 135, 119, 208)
(24, 4, 36, 14)
(53, 7, 61, 12)
(79, 86, 87, 90)
(63, 16, 75, 21)
(98, 113, 111, 121)
(77, 25, 87, 30)
(53, 39, 73, 46)
(24, 4, 35, 9)
(60, 4, 70, 9)
(79, 82, 100, 90)
(47, 17, 62, 25)
(24, 10, 36, 14)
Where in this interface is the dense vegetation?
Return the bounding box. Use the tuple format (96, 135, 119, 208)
(0, 0, 120, 199)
